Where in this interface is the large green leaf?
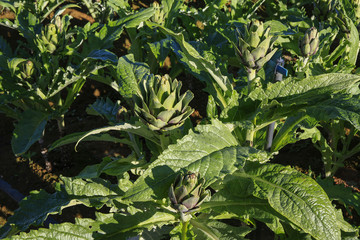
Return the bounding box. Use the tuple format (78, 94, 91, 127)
(236, 164, 341, 240)
(317, 177, 360, 217)
(117, 54, 152, 100)
(7, 210, 176, 240)
(86, 97, 123, 123)
(0, 190, 73, 238)
(191, 218, 252, 240)
(7, 218, 99, 240)
(306, 95, 360, 130)
(123, 119, 269, 202)
(93, 211, 176, 239)
(11, 109, 50, 156)
(89, 7, 155, 50)
(249, 73, 360, 103)
(1, 177, 124, 238)
(203, 182, 286, 235)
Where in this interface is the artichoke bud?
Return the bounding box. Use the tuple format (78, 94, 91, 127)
(237, 20, 276, 71)
(41, 35, 49, 44)
(299, 27, 319, 57)
(249, 20, 264, 36)
(249, 32, 261, 48)
(55, 16, 63, 33)
(50, 35, 58, 45)
(169, 172, 210, 220)
(152, 2, 165, 25)
(134, 74, 194, 132)
(46, 24, 57, 40)
(25, 60, 34, 78)
(47, 43, 57, 54)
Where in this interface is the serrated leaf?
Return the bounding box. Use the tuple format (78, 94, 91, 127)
(84, 49, 118, 63)
(0, 190, 73, 238)
(93, 7, 155, 49)
(306, 95, 360, 130)
(236, 164, 341, 240)
(1, 177, 126, 238)
(191, 218, 252, 240)
(148, 38, 171, 67)
(94, 211, 176, 239)
(8, 218, 99, 240)
(77, 154, 140, 179)
(203, 188, 285, 235)
(249, 73, 360, 103)
(86, 97, 122, 123)
(317, 177, 360, 217)
(117, 54, 151, 100)
(123, 119, 269, 202)
(11, 110, 50, 156)
(61, 177, 123, 209)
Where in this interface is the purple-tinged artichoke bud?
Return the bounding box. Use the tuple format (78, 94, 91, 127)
(133, 74, 194, 132)
(20, 60, 34, 79)
(236, 20, 277, 71)
(299, 27, 319, 57)
(169, 172, 210, 221)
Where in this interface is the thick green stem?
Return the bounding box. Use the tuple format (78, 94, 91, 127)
(297, 57, 309, 78)
(181, 221, 189, 240)
(159, 133, 170, 151)
(247, 68, 257, 93)
(246, 68, 257, 147)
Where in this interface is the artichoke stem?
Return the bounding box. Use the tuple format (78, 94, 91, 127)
(181, 221, 189, 240)
(303, 57, 309, 67)
(246, 129, 254, 147)
(159, 132, 170, 151)
(247, 68, 257, 93)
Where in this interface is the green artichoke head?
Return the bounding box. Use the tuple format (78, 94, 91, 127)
(41, 23, 60, 53)
(133, 74, 194, 132)
(169, 172, 210, 217)
(236, 20, 277, 71)
(299, 27, 319, 57)
(20, 60, 34, 79)
(151, 2, 165, 25)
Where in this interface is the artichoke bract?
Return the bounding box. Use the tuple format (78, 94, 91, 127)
(299, 27, 319, 57)
(236, 20, 277, 71)
(169, 172, 210, 220)
(133, 74, 194, 132)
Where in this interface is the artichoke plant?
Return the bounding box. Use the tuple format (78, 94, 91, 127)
(133, 74, 194, 132)
(169, 172, 210, 221)
(235, 20, 277, 74)
(299, 27, 320, 58)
